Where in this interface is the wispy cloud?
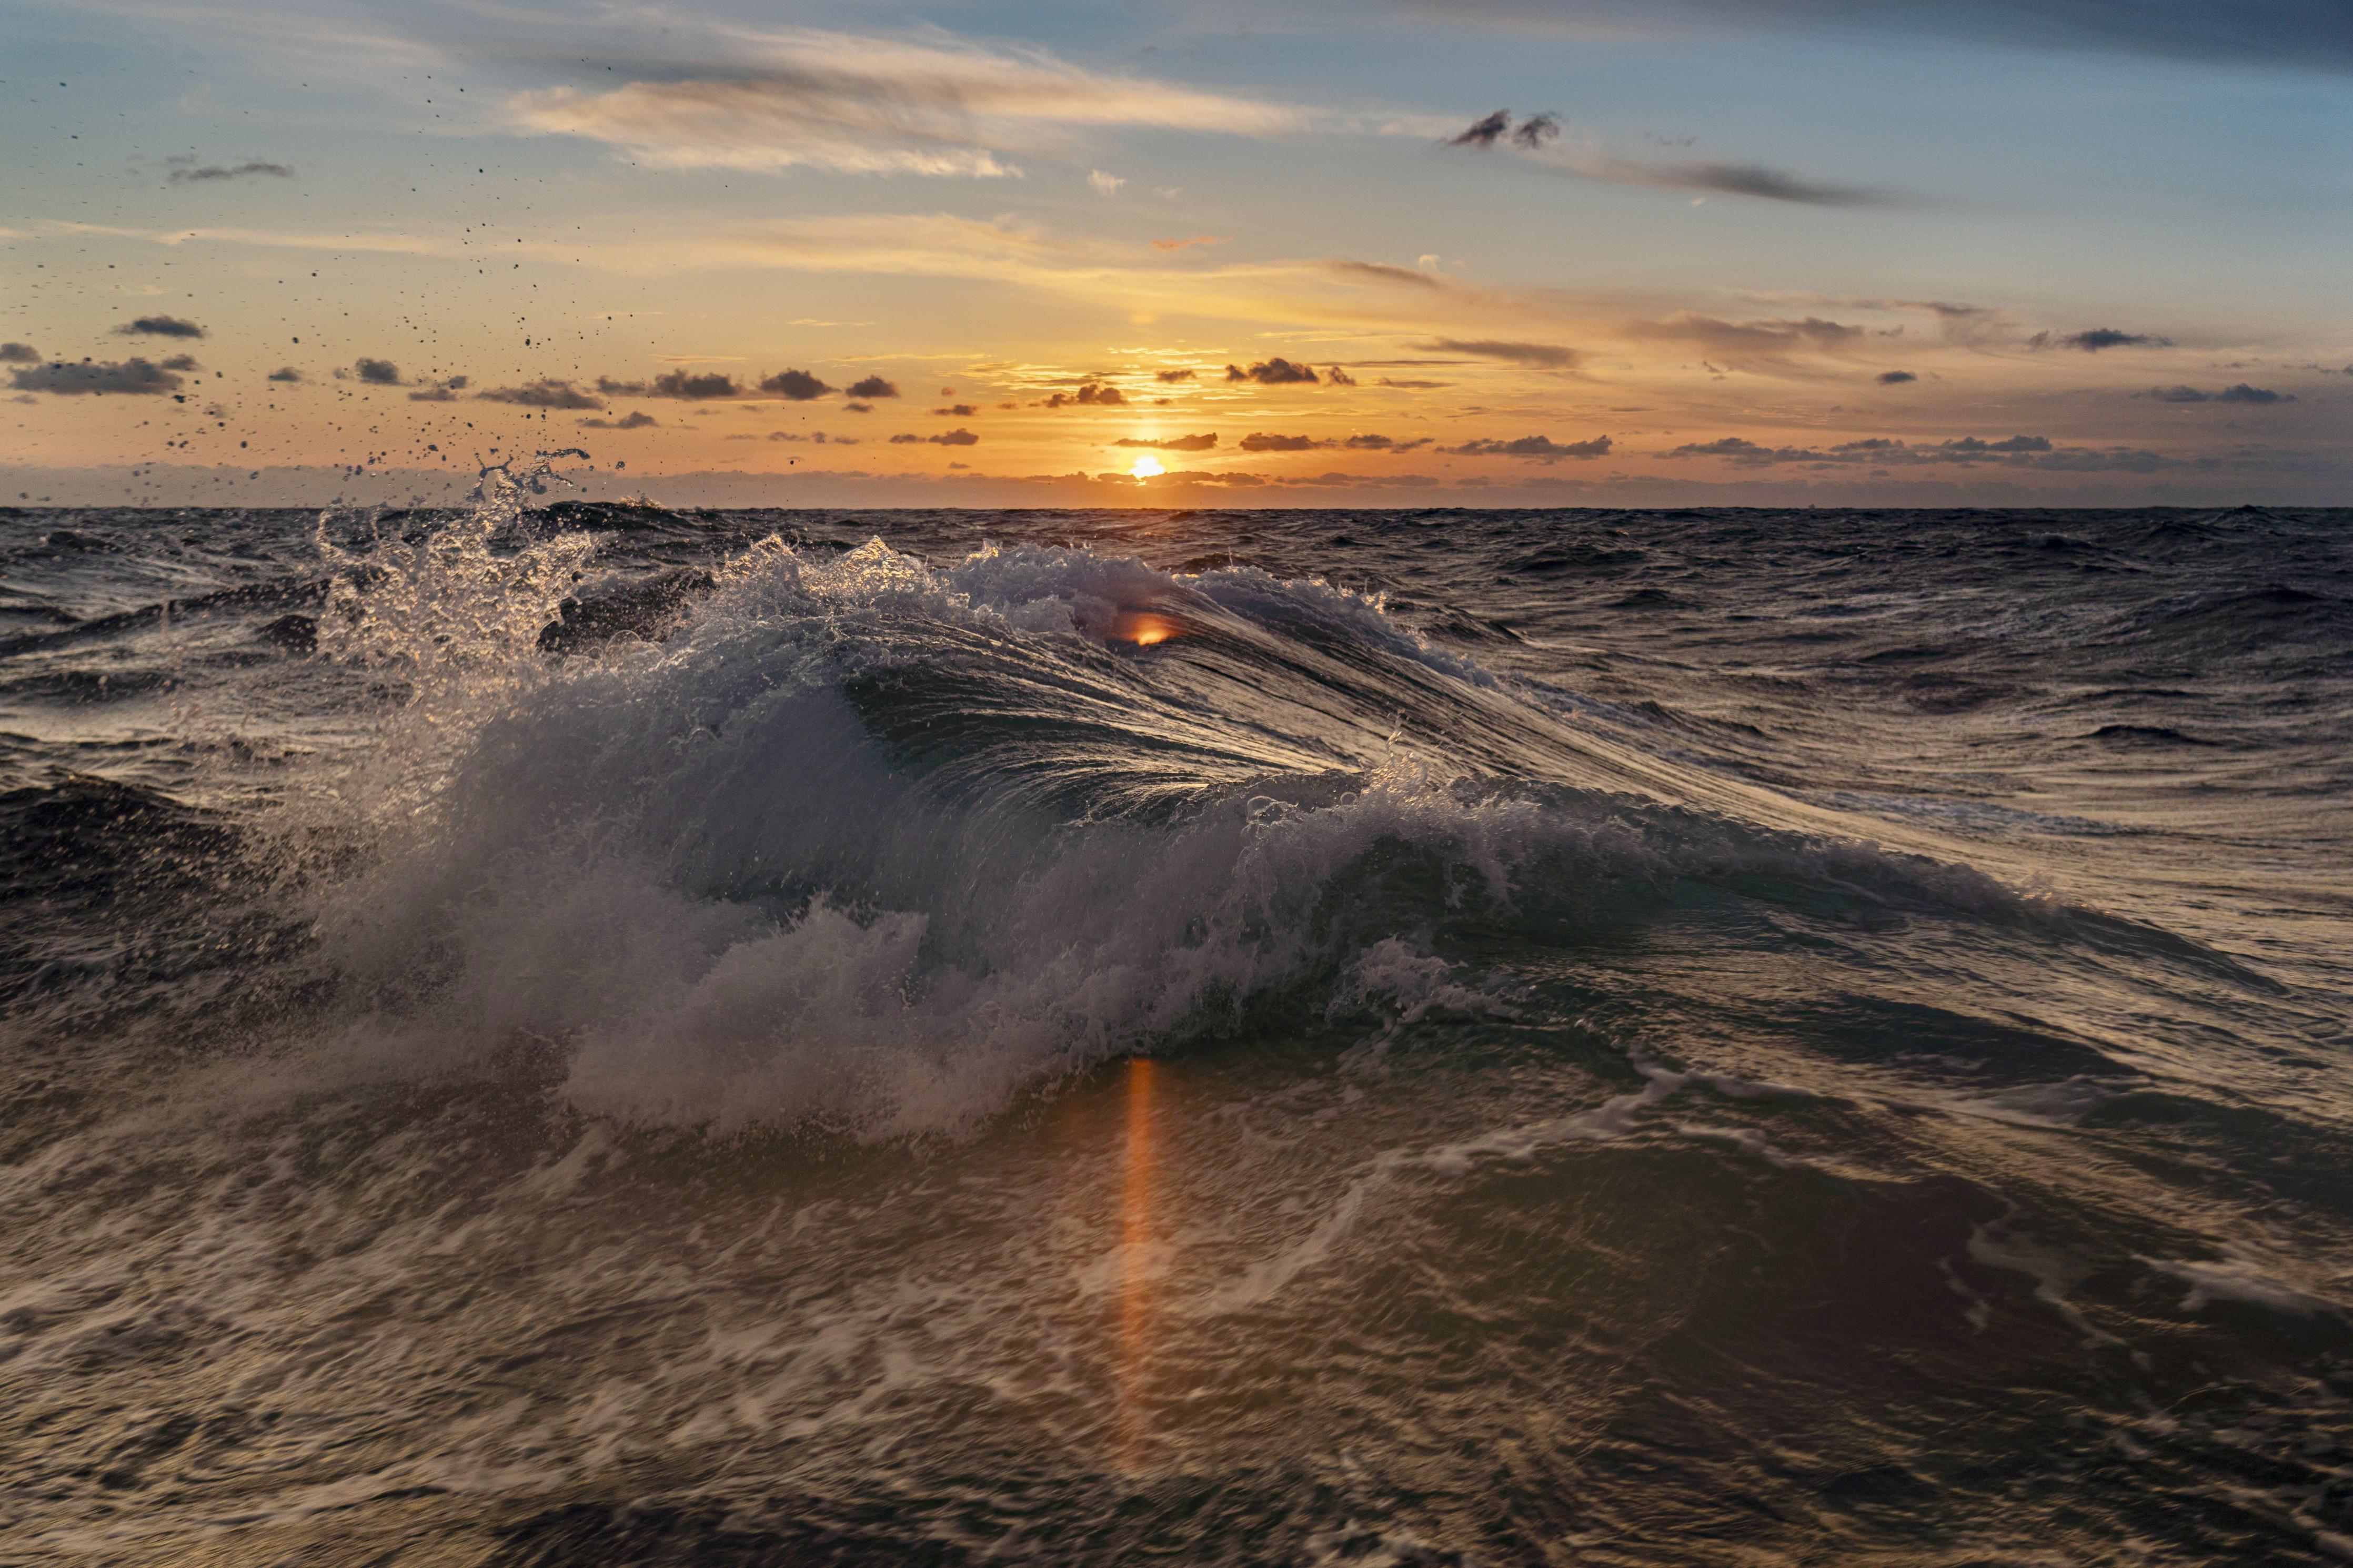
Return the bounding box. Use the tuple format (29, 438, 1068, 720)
(1445, 109, 1886, 205)
(507, 27, 1305, 177)
(2142, 383, 2294, 403)
(1656, 431, 2180, 471)
(1419, 337, 1582, 367)
(1113, 432, 1218, 450)
(166, 159, 294, 184)
(1399, 1, 2353, 73)
(2030, 327, 2172, 351)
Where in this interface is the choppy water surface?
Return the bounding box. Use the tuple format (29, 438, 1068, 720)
(4, 485, 2352, 1565)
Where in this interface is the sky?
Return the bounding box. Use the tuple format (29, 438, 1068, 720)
(4, 0, 2349, 507)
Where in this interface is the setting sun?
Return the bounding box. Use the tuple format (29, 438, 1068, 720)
(1128, 455, 1165, 479)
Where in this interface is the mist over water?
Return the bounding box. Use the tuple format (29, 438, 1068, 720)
(4, 488, 2353, 1564)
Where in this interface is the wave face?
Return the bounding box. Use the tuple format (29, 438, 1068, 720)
(4, 493, 2353, 1565)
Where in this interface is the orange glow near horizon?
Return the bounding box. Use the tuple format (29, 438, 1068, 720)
(1129, 454, 1166, 479)
(1115, 1055, 1157, 1470)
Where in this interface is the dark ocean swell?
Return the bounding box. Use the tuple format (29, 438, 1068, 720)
(3, 494, 2352, 1565)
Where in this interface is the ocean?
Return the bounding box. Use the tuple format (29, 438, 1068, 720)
(4, 477, 2351, 1564)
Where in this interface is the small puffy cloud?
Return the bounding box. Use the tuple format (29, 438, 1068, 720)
(1088, 169, 1127, 196)
(116, 315, 206, 339)
(770, 430, 856, 444)
(890, 428, 980, 445)
(761, 368, 833, 400)
(159, 353, 200, 371)
(581, 411, 659, 429)
(845, 401, 874, 413)
(478, 378, 602, 409)
(599, 370, 742, 398)
(0, 343, 38, 363)
(1225, 357, 1320, 385)
(1446, 434, 1613, 460)
(934, 403, 978, 416)
(351, 357, 402, 384)
(1154, 368, 1195, 382)
(846, 374, 899, 398)
(10, 358, 183, 396)
(2030, 327, 2171, 352)
(1419, 337, 1582, 368)
(1325, 365, 1359, 386)
(1449, 109, 1512, 148)
(1877, 370, 1917, 384)
(2144, 382, 2294, 404)
(1044, 380, 1124, 407)
(1239, 432, 1323, 451)
(167, 159, 294, 184)
(1113, 432, 1218, 451)
(267, 366, 302, 382)
(1341, 433, 1432, 450)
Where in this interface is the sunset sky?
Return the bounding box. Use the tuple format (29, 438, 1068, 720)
(5, 0, 2349, 506)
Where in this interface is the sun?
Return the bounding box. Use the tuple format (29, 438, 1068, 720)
(1128, 454, 1165, 479)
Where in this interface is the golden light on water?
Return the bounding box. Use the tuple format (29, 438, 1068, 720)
(1116, 1055, 1157, 1469)
(1129, 454, 1165, 479)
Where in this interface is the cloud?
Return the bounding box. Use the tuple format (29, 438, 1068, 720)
(1877, 370, 1917, 384)
(159, 354, 200, 371)
(1323, 259, 1451, 290)
(2145, 382, 2294, 404)
(505, 27, 1304, 178)
(1446, 434, 1613, 459)
(1376, 377, 1451, 389)
(1325, 365, 1359, 386)
(1239, 432, 1323, 451)
(351, 357, 402, 385)
(1419, 337, 1583, 368)
(1449, 109, 1512, 148)
(1446, 109, 1883, 204)
(1113, 432, 1218, 451)
(1225, 357, 1320, 385)
(9, 358, 183, 395)
(0, 343, 38, 363)
(115, 315, 205, 339)
(598, 370, 742, 399)
(890, 428, 980, 445)
(1154, 368, 1195, 381)
(846, 374, 899, 398)
(1151, 235, 1226, 251)
(1401, 1, 2353, 74)
(1342, 433, 1432, 450)
(1044, 380, 1125, 407)
(761, 368, 833, 400)
(478, 378, 602, 409)
(266, 366, 301, 382)
(166, 160, 294, 184)
(770, 430, 856, 444)
(1088, 169, 1127, 196)
(2030, 327, 2171, 351)
(1655, 431, 2179, 471)
(581, 411, 659, 429)
(1626, 312, 1867, 372)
